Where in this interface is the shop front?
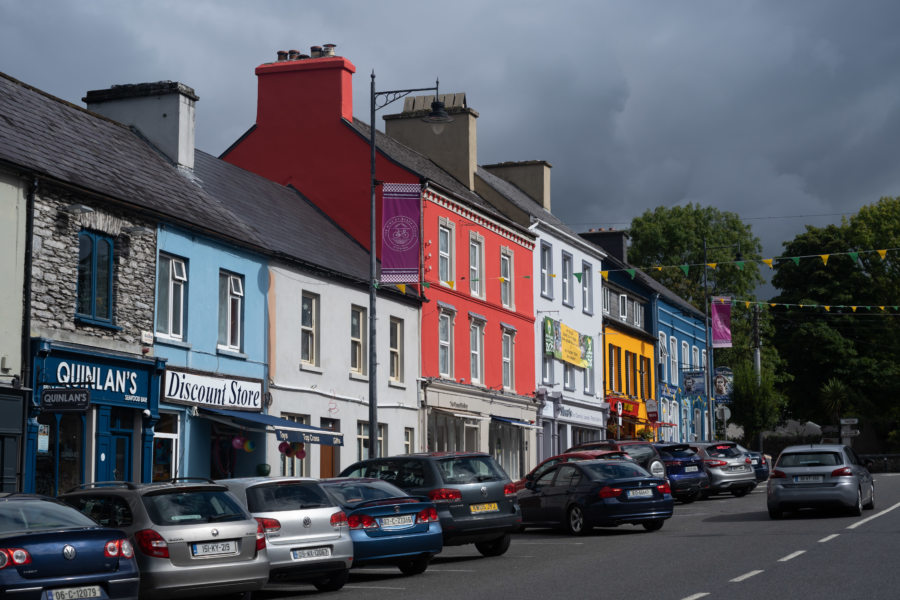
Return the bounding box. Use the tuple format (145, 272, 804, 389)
(539, 398, 607, 458)
(606, 395, 643, 439)
(25, 339, 165, 494)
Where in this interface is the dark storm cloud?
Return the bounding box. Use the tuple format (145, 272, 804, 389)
(3, 0, 900, 265)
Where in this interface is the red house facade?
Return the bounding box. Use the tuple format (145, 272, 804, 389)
(222, 47, 537, 478)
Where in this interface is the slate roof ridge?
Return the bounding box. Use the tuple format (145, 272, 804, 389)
(598, 250, 704, 318)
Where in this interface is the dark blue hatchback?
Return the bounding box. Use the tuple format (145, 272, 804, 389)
(653, 443, 711, 502)
(0, 494, 139, 599)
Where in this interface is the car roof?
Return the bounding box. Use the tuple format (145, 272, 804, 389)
(61, 479, 229, 495)
(320, 477, 386, 485)
(781, 444, 846, 453)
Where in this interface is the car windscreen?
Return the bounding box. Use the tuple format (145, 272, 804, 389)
(437, 456, 507, 484)
(321, 480, 409, 507)
(705, 445, 742, 458)
(0, 499, 99, 533)
(341, 460, 429, 489)
(621, 445, 654, 462)
(245, 481, 332, 512)
(777, 452, 842, 468)
(582, 462, 651, 481)
(142, 489, 247, 526)
(658, 446, 696, 459)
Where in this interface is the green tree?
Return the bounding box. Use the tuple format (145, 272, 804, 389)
(728, 360, 782, 449)
(820, 378, 850, 432)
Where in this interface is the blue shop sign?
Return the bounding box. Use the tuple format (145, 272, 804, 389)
(41, 355, 152, 409)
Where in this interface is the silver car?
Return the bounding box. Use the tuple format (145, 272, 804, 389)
(690, 441, 757, 497)
(60, 479, 269, 600)
(767, 444, 875, 519)
(219, 477, 354, 592)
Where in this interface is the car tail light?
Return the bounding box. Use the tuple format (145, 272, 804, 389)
(416, 507, 439, 523)
(255, 517, 281, 533)
(330, 510, 348, 527)
(134, 529, 169, 559)
(657, 482, 671, 495)
(761, 455, 767, 465)
(104, 539, 134, 559)
(770, 469, 787, 479)
(347, 514, 378, 529)
(705, 460, 728, 467)
(428, 488, 462, 502)
(745, 457, 752, 464)
(598, 486, 623, 499)
(503, 483, 516, 497)
(664, 461, 678, 468)
(255, 521, 266, 551)
(0, 548, 31, 569)
(831, 467, 853, 477)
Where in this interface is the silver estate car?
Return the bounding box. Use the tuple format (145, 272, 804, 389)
(219, 477, 354, 592)
(60, 479, 269, 600)
(767, 444, 875, 519)
(690, 441, 757, 497)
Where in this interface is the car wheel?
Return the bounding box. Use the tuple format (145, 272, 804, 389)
(398, 555, 431, 575)
(731, 487, 749, 498)
(863, 482, 875, 510)
(565, 504, 589, 536)
(642, 519, 664, 532)
(768, 507, 782, 520)
(475, 533, 511, 557)
(314, 569, 350, 592)
(849, 487, 863, 516)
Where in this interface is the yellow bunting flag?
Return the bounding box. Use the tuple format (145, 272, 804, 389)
(745, 302, 751, 308)
(770, 303, 776, 308)
(448, 281, 455, 289)
(707, 263, 717, 269)
(601, 271, 609, 281)
(880, 306, 886, 311)
(878, 249, 887, 260)
(396, 284, 406, 294)
(824, 306, 831, 312)
(498, 277, 506, 283)
(820, 254, 830, 265)
(654, 266, 662, 271)
(851, 306, 857, 312)
(762, 259, 774, 269)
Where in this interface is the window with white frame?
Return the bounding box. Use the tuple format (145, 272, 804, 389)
(500, 248, 514, 309)
(404, 427, 414, 454)
(300, 292, 319, 366)
(438, 220, 454, 286)
(669, 336, 678, 385)
(438, 309, 454, 378)
(501, 329, 514, 390)
(692, 346, 700, 369)
(350, 306, 367, 374)
(682, 341, 689, 374)
(218, 271, 243, 351)
(584, 362, 594, 395)
(541, 353, 552, 384)
(581, 261, 593, 314)
(357, 421, 386, 460)
(618, 294, 628, 321)
(151, 412, 180, 481)
(561, 253, 574, 307)
(469, 233, 484, 298)
(540, 243, 553, 298)
(564, 363, 575, 391)
(702, 349, 708, 374)
(389, 317, 403, 383)
(633, 300, 642, 327)
(469, 318, 485, 384)
(658, 332, 668, 384)
(602, 287, 610, 313)
(156, 254, 187, 340)
(280, 413, 310, 476)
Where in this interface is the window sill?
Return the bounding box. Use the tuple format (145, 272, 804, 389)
(582, 309, 594, 317)
(155, 335, 191, 350)
(540, 292, 553, 301)
(75, 316, 121, 331)
(388, 379, 406, 390)
(349, 371, 369, 382)
(299, 362, 323, 374)
(216, 347, 248, 360)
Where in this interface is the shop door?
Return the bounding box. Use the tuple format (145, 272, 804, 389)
(1, 436, 19, 491)
(319, 418, 339, 477)
(97, 407, 134, 482)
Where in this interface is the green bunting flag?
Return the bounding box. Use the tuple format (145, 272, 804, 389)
(680, 265, 690, 276)
(625, 269, 636, 279)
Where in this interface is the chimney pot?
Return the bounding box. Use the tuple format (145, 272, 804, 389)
(310, 45, 322, 58)
(277, 50, 288, 61)
(322, 43, 336, 56)
(288, 49, 300, 60)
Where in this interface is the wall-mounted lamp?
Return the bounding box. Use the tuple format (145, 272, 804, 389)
(60, 203, 94, 215)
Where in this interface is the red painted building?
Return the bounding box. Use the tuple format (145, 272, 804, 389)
(222, 47, 537, 478)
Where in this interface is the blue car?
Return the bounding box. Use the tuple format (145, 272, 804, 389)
(320, 478, 442, 575)
(0, 493, 139, 599)
(653, 443, 711, 502)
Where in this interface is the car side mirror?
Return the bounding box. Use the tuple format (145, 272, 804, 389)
(525, 480, 536, 490)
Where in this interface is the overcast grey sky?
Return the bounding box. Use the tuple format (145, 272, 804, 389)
(3, 0, 900, 266)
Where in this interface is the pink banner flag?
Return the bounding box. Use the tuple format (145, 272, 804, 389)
(381, 183, 421, 283)
(711, 297, 732, 348)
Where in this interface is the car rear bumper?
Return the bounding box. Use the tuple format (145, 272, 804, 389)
(139, 555, 269, 599)
(706, 469, 757, 492)
(668, 473, 710, 495)
(350, 527, 443, 563)
(438, 505, 521, 545)
(767, 480, 859, 510)
(265, 538, 354, 580)
(2, 576, 140, 600)
(587, 498, 674, 526)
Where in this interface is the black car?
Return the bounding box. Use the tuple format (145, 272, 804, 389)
(566, 440, 667, 479)
(653, 443, 711, 502)
(516, 460, 674, 535)
(340, 452, 520, 557)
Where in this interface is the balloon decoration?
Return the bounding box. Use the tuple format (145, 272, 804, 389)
(231, 435, 256, 453)
(278, 441, 305, 459)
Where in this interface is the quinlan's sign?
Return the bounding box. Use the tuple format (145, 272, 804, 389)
(41, 388, 90, 412)
(164, 369, 262, 411)
(543, 317, 593, 368)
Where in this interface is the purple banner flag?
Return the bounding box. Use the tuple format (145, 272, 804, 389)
(381, 183, 421, 283)
(711, 296, 732, 348)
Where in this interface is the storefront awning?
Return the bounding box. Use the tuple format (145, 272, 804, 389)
(431, 407, 491, 421)
(491, 415, 540, 430)
(647, 421, 678, 429)
(199, 407, 344, 446)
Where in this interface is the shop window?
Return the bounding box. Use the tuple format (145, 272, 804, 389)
(357, 421, 386, 460)
(281, 413, 310, 476)
(152, 412, 180, 482)
(35, 412, 85, 497)
(76, 230, 114, 324)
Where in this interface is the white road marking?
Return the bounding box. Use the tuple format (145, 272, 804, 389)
(730, 569, 764, 582)
(513, 541, 586, 545)
(819, 534, 840, 543)
(680, 594, 710, 600)
(345, 585, 407, 590)
(778, 550, 806, 562)
(426, 569, 478, 572)
(847, 500, 900, 530)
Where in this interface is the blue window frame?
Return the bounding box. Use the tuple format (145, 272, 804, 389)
(76, 230, 114, 324)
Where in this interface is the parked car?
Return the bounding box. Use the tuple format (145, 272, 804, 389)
(690, 442, 757, 497)
(736, 444, 770, 481)
(339, 452, 519, 557)
(60, 479, 268, 600)
(767, 444, 875, 519)
(513, 449, 634, 491)
(516, 459, 674, 535)
(653, 443, 710, 502)
(218, 477, 353, 591)
(566, 439, 667, 478)
(320, 477, 442, 575)
(0, 493, 139, 599)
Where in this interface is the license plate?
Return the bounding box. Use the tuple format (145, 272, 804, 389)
(192, 540, 238, 556)
(292, 546, 331, 560)
(469, 502, 499, 514)
(380, 514, 414, 527)
(795, 475, 824, 483)
(729, 465, 749, 472)
(627, 488, 653, 498)
(685, 465, 698, 472)
(751, 459, 759, 465)
(48, 586, 101, 600)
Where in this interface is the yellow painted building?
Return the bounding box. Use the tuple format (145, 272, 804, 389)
(603, 321, 657, 439)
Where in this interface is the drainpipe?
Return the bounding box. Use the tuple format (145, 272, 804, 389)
(20, 176, 37, 492)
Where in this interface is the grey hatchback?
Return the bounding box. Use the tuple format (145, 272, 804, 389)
(60, 479, 268, 600)
(690, 441, 757, 497)
(767, 444, 875, 519)
(218, 477, 353, 591)
(340, 452, 520, 556)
